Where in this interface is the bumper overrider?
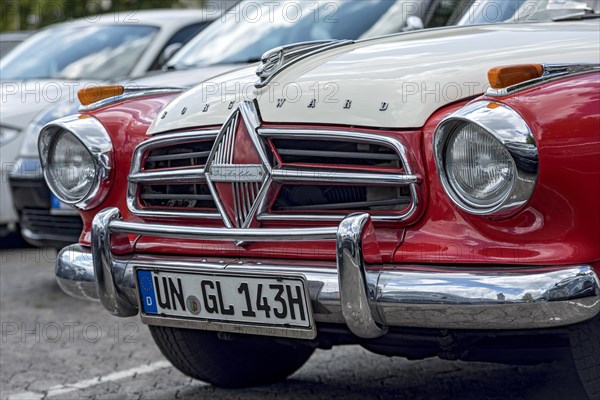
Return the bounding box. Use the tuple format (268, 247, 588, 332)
(56, 207, 600, 339)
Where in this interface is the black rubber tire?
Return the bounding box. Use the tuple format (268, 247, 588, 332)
(149, 326, 315, 388)
(570, 316, 600, 400)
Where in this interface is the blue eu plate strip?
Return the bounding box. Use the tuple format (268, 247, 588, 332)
(50, 194, 62, 209)
(137, 270, 158, 314)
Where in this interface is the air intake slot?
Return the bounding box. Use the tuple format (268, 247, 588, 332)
(139, 184, 216, 210)
(272, 139, 402, 169)
(144, 140, 214, 170)
(272, 185, 411, 212)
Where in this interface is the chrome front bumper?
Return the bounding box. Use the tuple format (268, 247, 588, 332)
(56, 207, 600, 339)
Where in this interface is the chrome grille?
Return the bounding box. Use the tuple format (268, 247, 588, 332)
(127, 130, 220, 218)
(128, 116, 422, 224)
(258, 128, 420, 222)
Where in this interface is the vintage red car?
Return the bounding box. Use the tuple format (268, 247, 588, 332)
(39, 19, 599, 397)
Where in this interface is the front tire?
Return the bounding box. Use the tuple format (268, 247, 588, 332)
(150, 326, 314, 388)
(570, 316, 600, 400)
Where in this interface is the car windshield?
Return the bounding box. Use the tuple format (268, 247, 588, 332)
(168, 0, 399, 69)
(458, 0, 600, 25)
(458, 0, 528, 25)
(511, 0, 600, 21)
(0, 24, 158, 81)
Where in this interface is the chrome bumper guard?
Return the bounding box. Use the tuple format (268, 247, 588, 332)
(56, 207, 600, 339)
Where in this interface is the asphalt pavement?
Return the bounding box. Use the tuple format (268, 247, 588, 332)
(0, 248, 590, 400)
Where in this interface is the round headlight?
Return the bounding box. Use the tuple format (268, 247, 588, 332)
(434, 101, 538, 218)
(47, 130, 96, 203)
(444, 122, 514, 208)
(39, 114, 113, 210)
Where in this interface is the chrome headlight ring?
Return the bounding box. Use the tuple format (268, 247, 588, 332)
(38, 114, 113, 210)
(434, 101, 538, 218)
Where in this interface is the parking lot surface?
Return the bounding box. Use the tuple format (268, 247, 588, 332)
(0, 248, 590, 400)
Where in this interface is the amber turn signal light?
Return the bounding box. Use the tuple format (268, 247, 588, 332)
(487, 64, 544, 90)
(78, 85, 125, 106)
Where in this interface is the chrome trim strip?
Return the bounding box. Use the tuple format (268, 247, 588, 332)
(205, 178, 234, 228)
(486, 63, 600, 97)
(277, 148, 399, 160)
(434, 101, 538, 218)
(126, 130, 220, 219)
(80, 87, 185, 112)
(39, 114, 113, 210)
(239, 101, 273, 173)
(109, 215, 337, 242)
(56, 239, 600, 332)
(128, 168, 206, 184)
(271, 169, 419, 185)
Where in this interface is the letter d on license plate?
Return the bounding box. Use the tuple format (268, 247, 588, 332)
(135, 267, 316, 340)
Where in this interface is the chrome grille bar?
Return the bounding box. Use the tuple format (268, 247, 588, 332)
(275, 198, 411, 211)
(277, 148, 399, 161)
(110, 219, 337, 241)
(140, 194, 214, 201)
(271, 169, 419, 185)
(146, 151, 211, 163)
(129, 168, 206, 183)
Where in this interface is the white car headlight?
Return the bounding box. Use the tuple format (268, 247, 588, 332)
(434, 101, 538, 218)
(48, 130, 96, 202)
(444, 122, 514, 207)
(0, 125, 21, 145)
(39, 114, 113, 210)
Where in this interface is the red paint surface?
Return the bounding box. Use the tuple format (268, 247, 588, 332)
(77, 74, 600, 270)
(396, 72, 600, 266)
(77, 93, 179, 247)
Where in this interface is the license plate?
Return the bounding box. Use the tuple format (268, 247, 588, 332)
(135, 267, 316, 339)
(50, 194, 77, 215)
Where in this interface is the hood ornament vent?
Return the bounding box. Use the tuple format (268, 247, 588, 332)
(255, 40, 352, 88)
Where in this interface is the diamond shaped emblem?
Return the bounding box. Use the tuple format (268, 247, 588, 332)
(205, 101, 271, 229)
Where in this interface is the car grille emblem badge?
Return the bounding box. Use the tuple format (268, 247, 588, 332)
(205, 101, 271, 230)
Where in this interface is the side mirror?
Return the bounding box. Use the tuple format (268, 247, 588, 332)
(402, 16, 424, 32)
(158, 42, 183, 67)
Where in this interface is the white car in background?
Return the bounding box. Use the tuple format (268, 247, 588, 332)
(0, 32, 33, 58)
(0, 9, 219, 235)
